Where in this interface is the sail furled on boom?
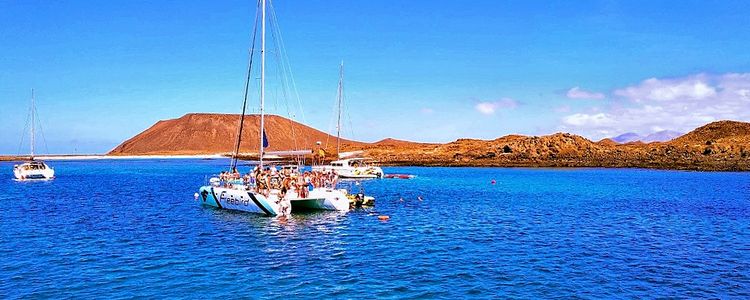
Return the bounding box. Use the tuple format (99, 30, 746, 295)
(262, 129, 269, 148)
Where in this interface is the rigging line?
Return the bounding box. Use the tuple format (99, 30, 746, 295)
(338, 61, 345, 153)
(268, 1, 293, 150)
(268, 1, 302, 150)
(231, 0, 261, 170)
(34, 105, 50, 154)
(272, 55, 300, 151)
(324, 73, 339, 150)
(268, 1, 308, 136)
(346, 97, 356, 142)
(273, 8, 300, 151)
(342, 77, 356, 141)
(270, 17, 298, 151)
(17, 105, 32, 156)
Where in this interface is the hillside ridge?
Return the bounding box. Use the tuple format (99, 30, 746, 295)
(109, 114, 750, 171)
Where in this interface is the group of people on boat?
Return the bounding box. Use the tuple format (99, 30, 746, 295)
(217, 165, 340, 199)
(17, 162, 47, 171)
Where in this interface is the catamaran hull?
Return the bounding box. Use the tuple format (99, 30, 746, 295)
(13, 168, 55, 180)
(312, 167, 384, 179)
(339, 174, 379, 179)
(301, 188, 351, 211)
(199, 186, 280, 216)
(198, 186, 350, 216)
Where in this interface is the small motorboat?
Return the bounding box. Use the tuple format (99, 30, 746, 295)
(347, 192, 375, 207)
(384, 174, 414, 179)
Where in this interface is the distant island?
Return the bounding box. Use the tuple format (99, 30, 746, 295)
(610, 130, 684, 143)
(106, 113, 750, 171)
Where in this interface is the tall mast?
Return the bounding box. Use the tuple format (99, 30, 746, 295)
(336, 61, 344, 155)
(259, 0, 266, 167)
(230, 0, 261, 171)
(30, 89, 35, 160)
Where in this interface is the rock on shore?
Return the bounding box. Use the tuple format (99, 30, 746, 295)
(109, 114, 750, 171)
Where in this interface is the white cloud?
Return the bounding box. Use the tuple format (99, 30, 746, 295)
(475, 98, 518, 115)
(420, 108, 434, 114)
(566, 87, 605, 100)
(475, 102, 497, 114)
(563, 113, 614, 126)
(560, 73, 750, 139)
(613, 74, 716, 102)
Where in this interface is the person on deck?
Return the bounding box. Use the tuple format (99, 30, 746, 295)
(318, 148, 326, 164)
(295, 173, 305, 198)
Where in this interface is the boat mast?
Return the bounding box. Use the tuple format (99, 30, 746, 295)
(336, 61, 344, 155)
(230, 0, 261, 171)
(30, 89, 35, 160)
(259, 0, 266, 168)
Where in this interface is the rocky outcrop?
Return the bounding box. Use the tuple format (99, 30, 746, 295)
(109, 114, 750, 171)
(360, 121, 750, 171)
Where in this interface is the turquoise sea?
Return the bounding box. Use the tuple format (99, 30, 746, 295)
(1, 159, 749, 298)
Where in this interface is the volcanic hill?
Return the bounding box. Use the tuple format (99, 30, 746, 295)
(109, 113, 364, 155)
(109, 114, 750, 171)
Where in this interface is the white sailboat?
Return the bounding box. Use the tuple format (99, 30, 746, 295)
(312, 62, 384, 179)
(196, 0, 353, 217)
(315, 157, 384, 179)
(13, 89, 55, 180)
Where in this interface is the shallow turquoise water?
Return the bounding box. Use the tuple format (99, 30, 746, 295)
(1, 159, 749, 298)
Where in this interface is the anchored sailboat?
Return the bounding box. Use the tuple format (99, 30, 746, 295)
(312, 62, 384, 179)
(196, 0, 356, 216)
(13, 89, 55, 180)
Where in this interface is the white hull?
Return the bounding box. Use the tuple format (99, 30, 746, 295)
(312, 164, 383, 179)
(338, 173, 379, 179)
(13, 162, 55, 180)
(198, 185, 350, 216)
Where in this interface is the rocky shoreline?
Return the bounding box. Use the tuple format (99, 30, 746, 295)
(359, 125, 750, 171)
(369, 156, 750, 171)
(101, 114, 750, 172)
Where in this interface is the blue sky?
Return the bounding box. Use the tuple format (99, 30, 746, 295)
(2, 0, 749, 154)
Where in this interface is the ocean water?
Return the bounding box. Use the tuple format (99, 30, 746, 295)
(1, 159, 749, 299)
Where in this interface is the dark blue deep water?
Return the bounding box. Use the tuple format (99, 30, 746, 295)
(1, 159, 749, 299)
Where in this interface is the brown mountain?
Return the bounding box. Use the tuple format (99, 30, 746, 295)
(665, 120, 750, 158)
(109, 114, 750, 171)
(671, 120, 750, 145)
(109, 113, 363, 155)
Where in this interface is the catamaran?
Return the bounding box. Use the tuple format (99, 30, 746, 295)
(13, 89, 55, 180)
(311, 62, 384, 178)
(315, 158, 384, 179)
(196, 0, 358, 217)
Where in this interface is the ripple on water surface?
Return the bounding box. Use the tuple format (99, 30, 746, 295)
(0, 161, 749, 298)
